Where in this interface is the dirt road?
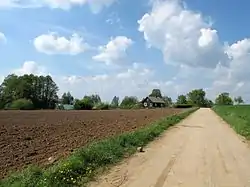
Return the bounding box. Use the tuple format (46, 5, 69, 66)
(89, 108, 250, 187)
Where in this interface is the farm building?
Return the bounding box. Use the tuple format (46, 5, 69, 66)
(140, 96, 166, 108)
(56, 104, 74, 110)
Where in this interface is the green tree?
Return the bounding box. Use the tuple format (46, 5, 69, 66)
(163, 96, 172, 106)
(74, 97, 94, 110)
(234, 96, 244, 105)
(187, 89, 206, 107)
(90, 94, 101, 105)
(0, 74, 59, 109)
(120, 96, 138, 108)
(111, 96, 119, 107)
(0, 74, 20, 105)
(149, 89, 162, 98)
(215, 92, 233, 105)
(176, 95, 188, 104)
(62, 92, 74, 105)
(73, 99, 81, 110)
(204, 99, 214, 108)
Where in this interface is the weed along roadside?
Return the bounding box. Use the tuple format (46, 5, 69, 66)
(0, 108, 198, 187)
(212, 105, 250, 139)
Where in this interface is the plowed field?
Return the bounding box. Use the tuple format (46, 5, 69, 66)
(0, 108, 183, 178)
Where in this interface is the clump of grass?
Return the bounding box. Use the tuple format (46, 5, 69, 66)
(0, 108, 198, 187)
(213, 105, 250, 139)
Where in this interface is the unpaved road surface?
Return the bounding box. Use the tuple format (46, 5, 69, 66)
(89, 108, 250, 187)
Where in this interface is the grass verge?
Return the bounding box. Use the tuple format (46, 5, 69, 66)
(213, 105, 250, 139)
(0, 108, 198, 187)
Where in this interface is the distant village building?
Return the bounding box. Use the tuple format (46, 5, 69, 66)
(56, 99, 74, 110)
(140, 96, 166, 108)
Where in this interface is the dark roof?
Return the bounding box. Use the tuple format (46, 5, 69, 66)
(141, 96, 165, 104)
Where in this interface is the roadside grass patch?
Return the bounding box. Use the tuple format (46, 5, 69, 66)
(213, 105, 250, 139)
(0, 108, 198, 187)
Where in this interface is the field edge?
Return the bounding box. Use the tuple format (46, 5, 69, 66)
(212, 105, 250, 140)
(0, 108, 198, 187)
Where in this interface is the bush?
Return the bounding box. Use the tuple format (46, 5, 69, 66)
(173, 104, 193, 108)
(131, 103, 143, 109)
(94, 103, 110, 110)
(9, 99, 34, 110)
(119, 105, 136, 109)
(120, 96, 138, 108)
(74, 99, 94, 110)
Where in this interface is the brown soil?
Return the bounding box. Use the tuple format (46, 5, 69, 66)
(0, 108, 183, 179)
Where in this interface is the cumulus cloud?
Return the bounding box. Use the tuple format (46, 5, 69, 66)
(0, 0, 18, 7)
(92, 36, 133, 65)
(2, 0, 250, 103)
(13, 61, 47, 76)
(0, 61, 176, 102)
(56, 62, 174, 101)
(138, 0, 229, 68)
(221, 39, 250, 94)
(0, 0, 116, 13)
(34, 32, 89, 55)
(0, 32, 6, 43)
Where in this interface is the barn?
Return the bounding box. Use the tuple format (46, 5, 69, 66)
(140, 96, 166, 108)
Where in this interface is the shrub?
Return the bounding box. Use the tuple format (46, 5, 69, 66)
(131, 103, 143, 109)
(74, 99, 94, 110)
(120, 96, 138, 108)
(173, 104, 193, 108)
(119, 105, 136, 109)
(9, 99, 34, 110)
(94, 103, 110, 110)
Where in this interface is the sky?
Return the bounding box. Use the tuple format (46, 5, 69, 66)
(0, 0, 250, 102)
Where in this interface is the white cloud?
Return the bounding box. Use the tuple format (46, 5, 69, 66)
(53, 62, 178, 101)
(0, 0, 17, 7)
(0, 61, 176, 102)
(2, 0, 250, 103)
(0, 75, 4, 84)
(106, 12, 123, 29)
(13, 61, 47, 76)
(0, 0, 116, 13)
(138, 0, 229, 68)
(93, 36, 133, 65)
(34, 32, 89, 55)
(0, 32, 6, 43)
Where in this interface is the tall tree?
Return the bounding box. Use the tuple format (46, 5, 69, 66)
(120, 96, 138, 107)
(149, 89, 162, 98)
(176, 95, 188, 104)
(0, 74, 59, 109)
(204, 99, 214, 108)
(163, 96, 172, 106)
(62, 92, 74, 105)
(234, 96, 244, 105)
(111, 96, 119, 107)
(187, 89, 206, 107)
(90, 94, 101, 105)
(215, 92, 233, 105)
(0, 74, 20, 105)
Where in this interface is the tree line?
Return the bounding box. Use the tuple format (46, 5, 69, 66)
(0, 74, 245, 110)
(0, 74, 58, 110)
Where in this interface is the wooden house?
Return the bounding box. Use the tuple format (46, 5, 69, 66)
(140, 96, 166, 108)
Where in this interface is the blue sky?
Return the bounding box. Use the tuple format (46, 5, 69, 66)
(0, 0, 250, 102)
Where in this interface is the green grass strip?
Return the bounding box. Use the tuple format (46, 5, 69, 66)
(0, 108, 198, 187)
(213, 105, 250, 139)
